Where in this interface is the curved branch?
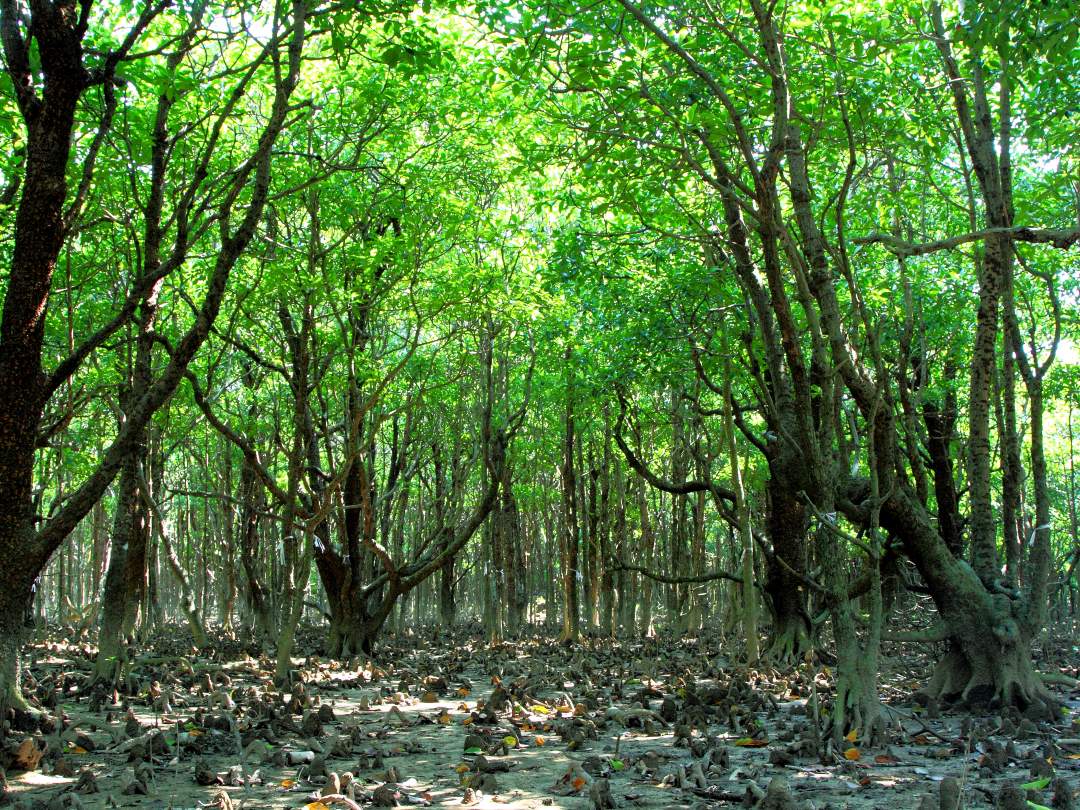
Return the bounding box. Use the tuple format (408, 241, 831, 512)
(614, 390, 736, 505)
(610, 557, 745, 586)
(853, 226, 1080, 257)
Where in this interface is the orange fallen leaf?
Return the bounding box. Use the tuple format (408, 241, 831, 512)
(571, 776, 587, 791)
(874, 754, 900, 765)
(845, 729, 858, 742)
(844, 747, 861, 761)
(281, 778, 296, 788)
(534, 736, 545, 746)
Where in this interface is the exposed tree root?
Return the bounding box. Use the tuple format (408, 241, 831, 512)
(921, 645, 1060, 721)
(765, 619, 811, 665)
(830, 669, 885, 748)
(1038, 671, 1079, 687)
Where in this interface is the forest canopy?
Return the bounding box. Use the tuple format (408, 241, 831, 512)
(0, 0, 1078, 806)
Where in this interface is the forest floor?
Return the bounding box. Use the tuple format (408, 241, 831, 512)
(4, 623, 1079, 810)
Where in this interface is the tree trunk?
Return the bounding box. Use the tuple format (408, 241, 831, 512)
(94, 448, 149, 686)
(762, 469, 811, 661)
(637, 479, 655, 638)
(560, 350, 580, 643)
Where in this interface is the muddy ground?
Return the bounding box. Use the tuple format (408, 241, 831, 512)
(4, 627, 1079, 809)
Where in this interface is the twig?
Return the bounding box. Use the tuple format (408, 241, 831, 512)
(316, 795, 364, 810)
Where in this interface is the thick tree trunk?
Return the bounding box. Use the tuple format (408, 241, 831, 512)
(763, 472, 811, 661)
(94, 449, 148, 686)
(872, 486, 1057, 716)
(0, 543, 38, 718)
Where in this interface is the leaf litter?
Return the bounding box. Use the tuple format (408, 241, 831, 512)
(3, 627, 1078, 809)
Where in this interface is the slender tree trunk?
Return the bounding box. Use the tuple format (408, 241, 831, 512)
(637, 478, 655, 638)
(560, 349, 580, 643)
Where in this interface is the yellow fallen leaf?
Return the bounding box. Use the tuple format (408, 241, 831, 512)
(844, 747, 861, 761)
(455, 763, 470, 774)
(303, 803, 330, 810)
(531, 704, 550, 714)
(735, 738, 769, 747)
(845, 729, 858, 743)
(281, 779, 296, 788)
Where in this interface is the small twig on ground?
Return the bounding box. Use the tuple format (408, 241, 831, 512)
(315, 794, 364, 810)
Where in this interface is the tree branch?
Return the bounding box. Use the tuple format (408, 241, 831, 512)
(853, 226, 1080, 256)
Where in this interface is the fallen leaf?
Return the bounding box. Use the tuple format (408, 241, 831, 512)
(735, 738, 769, 747)
(1020, 776, 1051, 790)
(844, 747, 861, 761)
